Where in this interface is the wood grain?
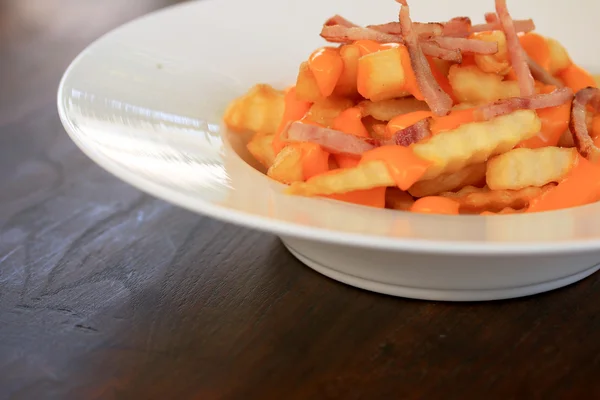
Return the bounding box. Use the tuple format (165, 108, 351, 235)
(2, 1, 600, 399)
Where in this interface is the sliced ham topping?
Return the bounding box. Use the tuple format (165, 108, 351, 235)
(321, 23, 462, 62)
(495, 0, 535, 96)
(527, 55, 564, 87)
(399, 4, 452, 116)
(476, 87, 574, 120)
(432, 36, 498, 54)
(284, 122, 379, 156)
(320, 24, 404, 44)
(569, 87, 600, 162)
(471, 14, 535, 34)
(442, 17, 472, 37)
(368, 22, 444, 39)
(385, 118, 432, 146)
(419, 42, 462, 62)
(324, 14, 359, 27)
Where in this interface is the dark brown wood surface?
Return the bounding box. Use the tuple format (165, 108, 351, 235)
(2, 1, 600, 399)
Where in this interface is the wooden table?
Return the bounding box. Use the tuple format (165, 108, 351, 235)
(1, 1, 600, 398)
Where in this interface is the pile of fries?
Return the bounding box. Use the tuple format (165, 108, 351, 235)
(224, 0, 600, 215)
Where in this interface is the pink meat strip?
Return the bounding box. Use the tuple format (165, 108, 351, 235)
(476, 87, 573, 120)
(494, 0, 535, 96)
(284, 122, 379, 156)
(399, 3, 452, 116)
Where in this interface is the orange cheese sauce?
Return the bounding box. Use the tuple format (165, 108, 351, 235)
(519, 33, 551, 71)
(518, 86, 571, 149)
(308, 47, 344, 98)
(387, 111, 433, 137)
(273, 87, 312, 155)
(332, 107, 369, 137)
(559, 64, 597, 93)
(361, 145, 430, 190)
(528, 156, 600, 213)
(411, 196, 460, 215)
(324, 187, 386, 208)
(430, 108, 477, 135)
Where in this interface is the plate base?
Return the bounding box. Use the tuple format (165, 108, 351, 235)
(283, 241, 600, 302)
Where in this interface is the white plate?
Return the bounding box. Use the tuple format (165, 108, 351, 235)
(58, 0, 600, 301)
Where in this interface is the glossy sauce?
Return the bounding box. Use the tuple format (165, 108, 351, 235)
(273, 87, 312, 154)
(332, 107, 369, 137)
(387, 111, 433, 137)
(361, 145, 430, 190)
(324, 187, 386, 208)
(528, 155, 600, 213)
(411, 196, 460, 215)
(308, 47, 344, 97)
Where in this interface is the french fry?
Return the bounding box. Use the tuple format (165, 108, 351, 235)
(286, 160, 394, 196)
(440, 184, 554, 213)
(333, 44, 361, 98)
(385, 188, 415, 210)
(357, 48, 408, 101)
(305, 97, 354, 127)
(449, 65, 519, 103)
(546, 37, 572, 76)
(473, 31, 510, 75)
(408, 162, 486, 197)
(267, 145, 304, 184)
(247, 132, 276, 169)
(358, 97, 429, 121)
(486, 147, 578, 190)
(296, 62, 324, 103)
(413, 110, 541, 180)
(223, 84, 285, 135)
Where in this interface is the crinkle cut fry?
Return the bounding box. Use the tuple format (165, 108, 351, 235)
(440, 184, 555, 213)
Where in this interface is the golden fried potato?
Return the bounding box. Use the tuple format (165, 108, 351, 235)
(408, 162, 486, 197)
(413, 110, 541, 180)
(486, 147, 578, 190)
(546, 37, 572, 76)
(357, 48, 409, 102)
(223, 84, 285, 135)
(358, 97, 429, 121)
(296, 62, 324, 103)
(448, 65, 519, 104)
(267, 145, 304, 184)
(441, 184, 554, 213)
(334, 44, 361, 98)
(474, 31, 510, 75)
(595, 74, 600, 88)
(247, 132, 276, 169)
(385, 188, 415, 211)
(305, 97, 354, 127)
(286, 160, 394, 196)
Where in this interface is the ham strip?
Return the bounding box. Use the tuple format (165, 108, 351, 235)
(284, 122, 378, 156)
(527, 55, 564, 87)
(495, 0, 535, 96)
(471, 15, 535, 34)
(442, 17, 472, 37)
(321, 23, 462, 61)
(320, 24, 404, 44)
(476, 87, 573, 120)
(432, 36, 498, 54)
(569, 87, 600, 162)
(385, 118, 432, 146)
(324, 15, 359, 27)
(368, 22, 443, 38)
(399, 4, 452, 116)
